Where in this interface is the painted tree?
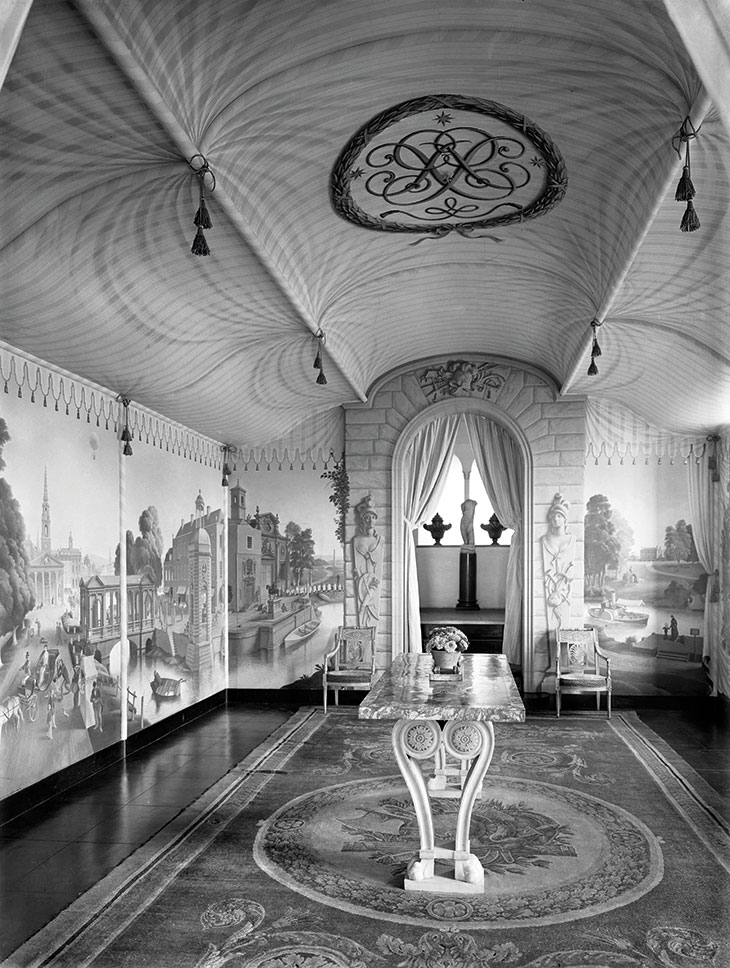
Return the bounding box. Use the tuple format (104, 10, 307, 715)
(114, 506, 164, 586)
(0, 418, 35, 642)
(285, 521, 315, 584)
(114, 530, 135, 576)
(584, 493, 622, 592)
(664, 518, 698, 565)
(685, 523, 699, 562)
(610, 507, 635, 573)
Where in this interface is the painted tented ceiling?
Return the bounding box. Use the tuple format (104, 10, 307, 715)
(1, 0, 728, 454)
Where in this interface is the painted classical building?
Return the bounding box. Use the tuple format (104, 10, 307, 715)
(166, 491, 225, 617)
(227, 483, 263, 611)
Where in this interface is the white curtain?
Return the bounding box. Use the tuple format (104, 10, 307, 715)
(402, 415, 462, 652)
(688, 440, 730, 697)
(463, 415, 523, 666)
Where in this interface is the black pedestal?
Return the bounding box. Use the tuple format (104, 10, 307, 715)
(456, 549, 480, 610)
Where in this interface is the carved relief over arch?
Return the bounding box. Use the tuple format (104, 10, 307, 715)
(416, 360, 508, 403)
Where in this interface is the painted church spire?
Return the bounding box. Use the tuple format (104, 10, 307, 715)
(41, 466, 51, 553)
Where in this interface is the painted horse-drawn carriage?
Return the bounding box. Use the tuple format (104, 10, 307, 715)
(16, 671, 39, 722)
(0, 670, 38, 746)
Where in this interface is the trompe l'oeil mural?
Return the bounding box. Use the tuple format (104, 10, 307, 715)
(582, 462, 707, 697)
(226, 471, 343, 693)
(0, 389, 225, 799)
(0, 381, 343, 800)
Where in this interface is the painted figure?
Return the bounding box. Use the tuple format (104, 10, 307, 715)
(52, 670, 69, 718)
(91, 682, 104, 732)
(71, 666, 81, 709)
(352, 495, 384, 628)
(460, 499, 477, 548)
(541, 492, 576, 631)
(46, 692, 56, 738)
(670, 615, 678, 641)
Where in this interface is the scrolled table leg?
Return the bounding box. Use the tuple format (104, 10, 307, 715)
(443, 719, 494, 885)
(392, 719, 440, 882)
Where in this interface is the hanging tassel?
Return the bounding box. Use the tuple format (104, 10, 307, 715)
(673, 118, 700, 232)
(191, 225, 210, 256)
(194, 182, 213, 230)
(675, 165, 695, 202)
(589, 319, 602, 365)
(680, 200, 700, 233)
(188, 155, 216, 255)
(120, 398, 133, 456)
(313, 330, 326, 382)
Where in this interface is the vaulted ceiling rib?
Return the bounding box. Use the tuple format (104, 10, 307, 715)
(73, 0, 366, 406)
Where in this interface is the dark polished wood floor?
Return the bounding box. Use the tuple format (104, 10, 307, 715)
(0, 701, 728, 961)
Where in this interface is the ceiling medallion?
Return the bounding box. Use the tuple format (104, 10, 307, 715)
(331, 95, 567, 238)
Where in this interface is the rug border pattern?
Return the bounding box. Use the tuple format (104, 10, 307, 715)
(3, 707, 727, 967)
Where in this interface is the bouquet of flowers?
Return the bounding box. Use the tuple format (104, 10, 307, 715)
(425, 626, 470, 653)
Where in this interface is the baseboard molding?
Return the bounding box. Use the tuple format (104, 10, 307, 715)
(523, 691, 729, 716)
(0, 691, 226, 826)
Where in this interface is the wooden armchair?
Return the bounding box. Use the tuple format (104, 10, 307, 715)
(323, 626, 376, 713)
(555, 627, 612, 718)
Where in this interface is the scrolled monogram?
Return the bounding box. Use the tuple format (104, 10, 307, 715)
(331, 94, 567, 236)
(366, 127, 533, 222)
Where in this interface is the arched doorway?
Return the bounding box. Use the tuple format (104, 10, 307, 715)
(391, 399, 533, 681)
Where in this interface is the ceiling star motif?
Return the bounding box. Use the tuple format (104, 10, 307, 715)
(331, 94, 567, 236)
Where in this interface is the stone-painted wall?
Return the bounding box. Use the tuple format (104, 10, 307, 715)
(343, 357, 586, 692)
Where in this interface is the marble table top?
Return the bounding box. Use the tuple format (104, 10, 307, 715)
(358, 653, 525, 722)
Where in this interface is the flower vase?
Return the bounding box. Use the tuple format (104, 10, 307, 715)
(431, 650, 461, 673)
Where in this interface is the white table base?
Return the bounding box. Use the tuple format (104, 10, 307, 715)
(392, 718, 495, 893)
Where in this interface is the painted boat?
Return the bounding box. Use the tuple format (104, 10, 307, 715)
(284, 620, 321, 646)
(150, 675, 184, 698)
(587, 604, 649, 627)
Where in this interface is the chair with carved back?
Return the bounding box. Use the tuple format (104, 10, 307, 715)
(555, 627, 611, 718)
(323, 626, 376, 713)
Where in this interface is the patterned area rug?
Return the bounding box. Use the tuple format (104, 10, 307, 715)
(5, 710, 729, 968)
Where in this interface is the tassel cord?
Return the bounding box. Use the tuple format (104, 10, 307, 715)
(673, 117, 701, 231)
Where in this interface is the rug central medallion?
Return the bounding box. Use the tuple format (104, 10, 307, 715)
(330, 94, 567, 238)
(254, 775, 662, 929)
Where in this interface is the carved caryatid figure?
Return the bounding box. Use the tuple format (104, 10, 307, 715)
(352, 495, 384, 628)
(541, 492, 576, 631)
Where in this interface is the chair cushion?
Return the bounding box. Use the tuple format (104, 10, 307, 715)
(559, 673, 608, 687)
(326, 670, 372, 681)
